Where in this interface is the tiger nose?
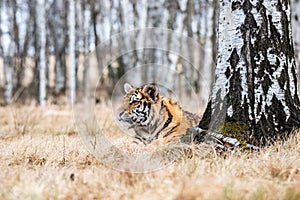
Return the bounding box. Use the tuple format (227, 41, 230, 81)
(118, 111, 124, 120)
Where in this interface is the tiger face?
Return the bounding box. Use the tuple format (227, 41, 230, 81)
(118, 83, 200, 144)
(118, 83, 160, 127)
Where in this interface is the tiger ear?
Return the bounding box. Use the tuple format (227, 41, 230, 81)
(124, 83, 133, 93)
(143, 84, 159, 103)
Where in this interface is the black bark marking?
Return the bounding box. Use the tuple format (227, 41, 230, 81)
(228, 48, 240, 68)
(199, 100, 212, 130)
(278, 68, 286, 89)
(262, 75, 271, 96)
(225, 67, 231, 78)
(231, 1, 241, 11)
(268, 15, 281, 49)
(242, 0, 253, 14)
(227, 67, 245, 123)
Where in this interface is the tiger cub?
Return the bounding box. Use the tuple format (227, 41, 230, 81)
(118, 83, 200, 145)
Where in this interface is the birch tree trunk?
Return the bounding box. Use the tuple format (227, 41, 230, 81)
(199, 0, 216, 104)
(10, 0, 21, 92)
(50, 1, 67, 95)
(291, 0, 300, 84)
(199, 0, 300, 145)
(183, 0, 194, 96)
(165, 0, 181, 92)
(69, 0, 76, 105)
(31, 0, 40, 101)
(2, 1, 15, 104)
(90, 1, 104, 73)
(118, 0, 134, 77)
(143, 0, 167, 83)
(132, 1, 147, 86)
(131, 0, 139, 71)
(38, 0, 47, 106)
(3, 57, 14, 104)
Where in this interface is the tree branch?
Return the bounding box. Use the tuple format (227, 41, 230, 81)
(180, 127, 259, 151)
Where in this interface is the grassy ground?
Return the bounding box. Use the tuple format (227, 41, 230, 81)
(0, 105, 300, 200)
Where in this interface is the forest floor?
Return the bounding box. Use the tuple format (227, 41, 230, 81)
(0, 104, 300, 200)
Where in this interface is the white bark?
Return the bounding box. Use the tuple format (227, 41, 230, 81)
(76, 0, 84, 52)
(38, 0, 47, 106)
(3, 55, 13, 103)
(1, 1, 14, 104)
(69, 0, 76, 105)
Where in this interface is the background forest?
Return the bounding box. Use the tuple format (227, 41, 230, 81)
(1, 0, 299, 106)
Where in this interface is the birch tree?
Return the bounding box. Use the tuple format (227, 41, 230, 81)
(196, 0, 300, 145)
(198, 0, 217, 103)
(6, 1, 33, 102)
(69, 0, 76, 105)
(143, 0, 168, 84)
(90, 0, 100, 46)
(10, 0, 20, 91)
(117, 0, 133, 75)
(291, 0, 300, 81)
(49, 1, 67, 95)
(165, 0, 182, 92)
(30, 0, 40, 101)
(76, 0, 90, 54)
(37, 0, 47, 106)
(1, 1, 15, 104)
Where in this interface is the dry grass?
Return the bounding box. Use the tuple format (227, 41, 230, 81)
(0, 105, 300, 200)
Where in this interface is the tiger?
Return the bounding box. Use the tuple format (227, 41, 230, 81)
(118, 83, 200, 145)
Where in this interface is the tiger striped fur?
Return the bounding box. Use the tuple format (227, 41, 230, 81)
(118, 83, 200, 144)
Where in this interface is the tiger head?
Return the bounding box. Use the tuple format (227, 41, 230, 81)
(118, 83, 161, 128)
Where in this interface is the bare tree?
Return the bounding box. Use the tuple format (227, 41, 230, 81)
(10, 0, 20, 92)
(11, 1, 35, 102)
(69, 0, 76, 105)
(29, 0, 40, 102)
(38, 0, 47, 106)
(196, 0, 300, 145)
(165, 0, 183, 93)
(1, 1, 15, 104)
(198, 0, 217, 103)
(76, 0, 90, 54)
(90, 0, 101, 46)
(291, 0, 300, 84)
(49, 0, 67, 95)
(143, 0, 167, 83)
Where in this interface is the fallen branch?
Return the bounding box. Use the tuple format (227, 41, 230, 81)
(180, 127, 259, 151)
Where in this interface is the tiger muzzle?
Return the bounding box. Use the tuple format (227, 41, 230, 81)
(118, 111, 133, 124)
